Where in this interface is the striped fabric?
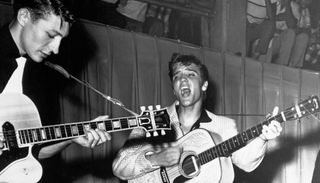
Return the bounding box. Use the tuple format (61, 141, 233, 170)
(247, 0, 268, 24)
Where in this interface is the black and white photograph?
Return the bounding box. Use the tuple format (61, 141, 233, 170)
(0, 0, 320, 183)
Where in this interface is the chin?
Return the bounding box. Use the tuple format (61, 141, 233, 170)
(30, 55, 44, 63)
(33, 59, 43, 63)
(180, 100, 192, 107)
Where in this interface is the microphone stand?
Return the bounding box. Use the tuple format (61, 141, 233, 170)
(44, 61, 138, 116)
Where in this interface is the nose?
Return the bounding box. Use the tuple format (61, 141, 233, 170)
(48, 37, 62, 54)
(179, 74, 188, 82)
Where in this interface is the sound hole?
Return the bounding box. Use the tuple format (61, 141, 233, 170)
(181, 155, 200, 177)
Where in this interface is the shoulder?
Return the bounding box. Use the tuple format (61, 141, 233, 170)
(204, 110, 237, 129)
(202, 110, 238, 140)
(206, 110, 235, 123)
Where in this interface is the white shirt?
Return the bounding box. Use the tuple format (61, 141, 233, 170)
(2, 56, 26, 94)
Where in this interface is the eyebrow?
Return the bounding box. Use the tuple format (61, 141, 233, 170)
(173, 70, 180, 77)
(185, 67, 200, 75)
(49, 29, 63, 37)
(173, 67, 199, 76)
(53, 20, 69, 37)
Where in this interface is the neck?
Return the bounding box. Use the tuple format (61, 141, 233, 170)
(178, 101, 202, 130)
(9, 20, 26, 56)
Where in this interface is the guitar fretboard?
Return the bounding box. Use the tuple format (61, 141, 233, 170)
(197, 108, 299, 166)
(7, 116, 146, 147)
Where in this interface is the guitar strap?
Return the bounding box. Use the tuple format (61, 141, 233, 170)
(2, 56, 26, 94)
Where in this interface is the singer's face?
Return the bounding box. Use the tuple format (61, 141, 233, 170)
(20, 10, 70, 62)
(172, 63, 207, 107)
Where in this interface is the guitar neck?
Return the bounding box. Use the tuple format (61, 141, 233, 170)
(3, 106, 171, 151)
(198, 113, 287, 166)
(16, 116, 143, 146)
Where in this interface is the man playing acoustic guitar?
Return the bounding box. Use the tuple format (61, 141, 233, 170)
(0, 0, 111, 182)
(112, 53, 282, 183)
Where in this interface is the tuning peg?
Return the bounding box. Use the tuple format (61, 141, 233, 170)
(153, 131, 159, 137)
(146, 132, 151, 138)
(156, 105, 161, 110)
(140, 106, 146, 111)
(161, 130, 166, 135)
(148, 105, 153, 110)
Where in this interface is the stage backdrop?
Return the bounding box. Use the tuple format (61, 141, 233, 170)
(56, 19, 320, 183)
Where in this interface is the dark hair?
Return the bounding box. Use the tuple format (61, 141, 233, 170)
(13, 0, 74, 24)
(168, 53, 209, 82)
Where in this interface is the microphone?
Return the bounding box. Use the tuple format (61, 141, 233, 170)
(44, 61, 138, 116)
(45, 61, 70, 78)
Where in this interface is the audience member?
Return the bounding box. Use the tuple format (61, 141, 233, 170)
(95, 0, 127, 28)
(270, 0, 311, 68)
(117, 0, 148, 32)
(246, 0, 277, 59)
(303, 20, 320, 70)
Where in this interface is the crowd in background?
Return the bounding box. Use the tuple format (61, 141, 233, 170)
(246, 0, 320, 70)
(65, 0, 210, 46)
(67, 0, 320, 71)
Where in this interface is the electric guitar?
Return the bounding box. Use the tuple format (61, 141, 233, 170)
(130, 96, 320, 183)
(0, 93, 171, 183)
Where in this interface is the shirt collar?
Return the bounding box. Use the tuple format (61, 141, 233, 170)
(175, 104, 212, 131)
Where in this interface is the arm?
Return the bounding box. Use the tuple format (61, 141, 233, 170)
(112, 128, 181, 180)
(232, 135, 267, 172)
(232, 107, 282, 172)
(205, 114, 266, 172)
(145, 146, 181, 167)
(112, 129, 158, 180)
(38, 140, 72, 159)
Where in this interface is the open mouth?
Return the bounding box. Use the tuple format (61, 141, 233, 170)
(180, 87, 191, 97)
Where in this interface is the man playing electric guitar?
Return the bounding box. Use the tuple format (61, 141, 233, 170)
(112, 53, 282, 183)
(0, 1, 111, 182)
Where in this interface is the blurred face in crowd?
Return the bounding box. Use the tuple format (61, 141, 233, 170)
(17, 8, 70, 62)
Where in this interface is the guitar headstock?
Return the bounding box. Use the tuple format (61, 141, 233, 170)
(283, 96, 320, 121)
(138, 105, 171, 137)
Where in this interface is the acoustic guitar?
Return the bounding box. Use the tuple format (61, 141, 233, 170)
(130, 96, 320, 183)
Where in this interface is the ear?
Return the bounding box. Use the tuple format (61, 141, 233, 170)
(17, 8, 31, 26)
(201, 81, 208, 91)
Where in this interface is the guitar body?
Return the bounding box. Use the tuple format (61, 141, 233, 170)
(0, 93, 43, 183)
(130, 129, 225, 183)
